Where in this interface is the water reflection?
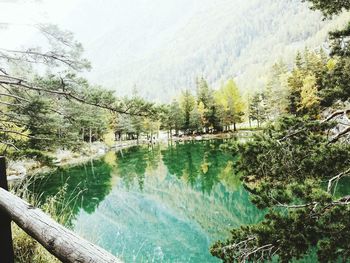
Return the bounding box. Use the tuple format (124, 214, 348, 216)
(112, 144, 163, 191)
(29, 159, 113, 226)
(162, 140, 236, 194)
(30, 140, 265, 262)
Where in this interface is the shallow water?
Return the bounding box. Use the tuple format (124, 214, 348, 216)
(30, 140, 265, 262)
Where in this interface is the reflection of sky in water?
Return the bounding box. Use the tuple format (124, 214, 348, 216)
(32, 140, 265, 262)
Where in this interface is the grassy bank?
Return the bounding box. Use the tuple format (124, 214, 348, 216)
(10, 183, 76, 263)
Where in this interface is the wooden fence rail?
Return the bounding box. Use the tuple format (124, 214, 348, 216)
(0, 156, 122, 263)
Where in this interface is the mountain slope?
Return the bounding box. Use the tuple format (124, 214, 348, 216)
(63, 0, 350, 101)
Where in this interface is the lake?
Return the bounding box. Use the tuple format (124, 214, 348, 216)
(29, 140, 265, 262)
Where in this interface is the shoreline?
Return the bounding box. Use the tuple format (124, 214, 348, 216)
(7, 131, 255, 181)
(7, 139, 156, 181)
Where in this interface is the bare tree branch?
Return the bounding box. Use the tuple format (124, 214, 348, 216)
(0, 48, 88, 71)
(327, 167, 350, 192)
(0, 74, 151, 116)
(322, 109, 350, 123)
(0, 92, 30, 102)
(329, 126, 350, 143)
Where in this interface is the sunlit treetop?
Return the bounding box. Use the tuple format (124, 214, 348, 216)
(304, 0, 350, 17)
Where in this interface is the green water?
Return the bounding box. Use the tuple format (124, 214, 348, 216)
(30, 140, 265, 262)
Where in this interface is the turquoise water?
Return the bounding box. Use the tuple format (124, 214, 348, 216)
(30, 140, 265, 262)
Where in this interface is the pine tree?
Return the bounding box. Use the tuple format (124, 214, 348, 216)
(265, 60, 290, 119)
(180, 90, 195, 133)
(189, 104, 203, 134)
(196, 77, 212, 108)
(248, 92, 267, 128)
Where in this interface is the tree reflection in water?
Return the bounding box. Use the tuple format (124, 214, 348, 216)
(29, 140, 265, 262)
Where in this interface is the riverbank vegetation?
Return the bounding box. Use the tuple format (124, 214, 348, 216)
(11, 181, 70, 263)
(211, 1, 350, 262)
(0, 24, 155, 162)
(0, 25, 265, 165)
(2, 0, 350, 262)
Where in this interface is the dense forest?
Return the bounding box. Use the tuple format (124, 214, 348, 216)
(2, 0, 350, 262)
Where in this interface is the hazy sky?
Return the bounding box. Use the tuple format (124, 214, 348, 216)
(0, 0, 335, 100)
(0, 0, 80, 48)
(0, 0, 190, 42)
(0, 0, 199, 53)
(0, 0, 202, 92)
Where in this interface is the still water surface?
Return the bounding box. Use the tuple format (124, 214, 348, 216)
(30, 140, 265, 262)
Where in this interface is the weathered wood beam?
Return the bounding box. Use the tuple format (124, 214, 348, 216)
(0, 157, 14, 263)
(0, 187, 122, 263)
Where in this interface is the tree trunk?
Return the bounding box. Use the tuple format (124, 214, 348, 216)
(82, 128, 85, 141)
(233, 122, 237, 132)
(0, 188, 121, 263)
(89, 127, 92, 144)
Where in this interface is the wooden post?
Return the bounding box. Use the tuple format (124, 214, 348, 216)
(0, 187, 121, 263)
(0, 156, 14, 263)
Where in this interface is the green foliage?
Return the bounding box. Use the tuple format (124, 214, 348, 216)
(159, 101, 183, 136)
(215, 79, 245, 131)
(265, 60, 290, 118)
(300, 74, 320, 115)
(248, 92, 268, 128)
(196, 77, 213, 108)
(0, 26, 157, 155)
(301, 2, 350, 106)
(260, 48, 336, 118)
(319, 57, 350, 106)
(189, 104, 203, 133)
(210, 2, 350, 255)
(304, 0, 350, 17)
(211, 116, 350, 262)
(180, 90, 196, 132)
(158, 76, 246, 136)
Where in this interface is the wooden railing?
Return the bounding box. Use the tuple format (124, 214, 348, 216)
(0, 157, 122, 263)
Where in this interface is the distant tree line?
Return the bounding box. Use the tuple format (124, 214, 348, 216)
(160, 77, 245, 136)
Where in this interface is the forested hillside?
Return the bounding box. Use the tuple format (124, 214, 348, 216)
(63, 0, 350, 101)
(3, 0, 350, 262)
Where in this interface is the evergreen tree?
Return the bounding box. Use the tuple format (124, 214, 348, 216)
(189, 104, 203, 134)
(265, 60, 290, 119)
(248, 92, 267, 128)
(196, 77, 212, 108)
(167, 100, 184, 136)
(180, 90, 195, 133)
